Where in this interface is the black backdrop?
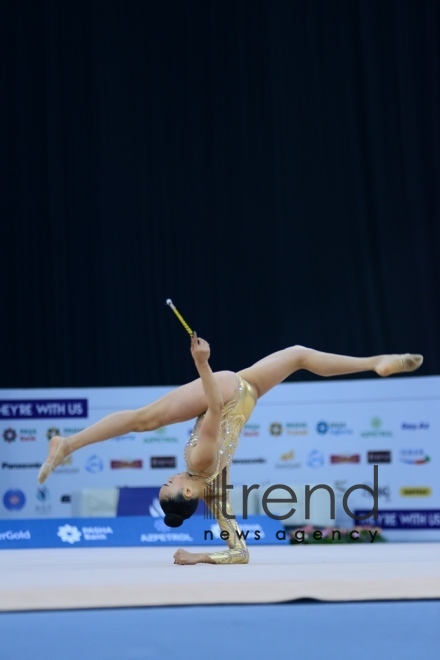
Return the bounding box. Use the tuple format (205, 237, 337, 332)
(2, 0, 439, 388)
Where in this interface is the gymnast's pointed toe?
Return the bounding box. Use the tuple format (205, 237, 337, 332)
(401, 353, 424, 373)
(37, 436, 67, 484)
(38, 463, 53, 485)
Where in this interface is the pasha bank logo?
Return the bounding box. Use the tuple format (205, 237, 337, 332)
(3, 428, 17, 443)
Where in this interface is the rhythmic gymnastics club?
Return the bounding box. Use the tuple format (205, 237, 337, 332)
(165, 299, 194, 336)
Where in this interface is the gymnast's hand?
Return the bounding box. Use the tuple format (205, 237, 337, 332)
(190, 332, 210, 365)
(173, 549, 204, 565)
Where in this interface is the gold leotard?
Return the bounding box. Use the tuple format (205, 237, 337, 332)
(185, 374, 257, 564)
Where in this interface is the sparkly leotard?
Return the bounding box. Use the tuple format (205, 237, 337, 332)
(185, 374, 257, 564)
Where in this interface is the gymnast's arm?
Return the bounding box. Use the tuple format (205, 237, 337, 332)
(201, 494, 250, 564)
(173, 494, 249, 565)
(189, 333, 224, 470)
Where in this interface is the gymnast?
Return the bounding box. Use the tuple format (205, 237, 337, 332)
(38, 307, 423, 564)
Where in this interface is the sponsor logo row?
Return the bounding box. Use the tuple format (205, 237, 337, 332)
(1, 455, 178, 475)
(268, 418, 431, 437)
(234, 449, 431, 468)
(1, 418, 433, 445)
(0, 448, 432, 479)
(0, 448, 431, 476)
(1, 477, 435, 515)
(1, 427, 181, 444)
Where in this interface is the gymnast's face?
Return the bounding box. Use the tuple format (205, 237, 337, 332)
(159, 473, 194, 499)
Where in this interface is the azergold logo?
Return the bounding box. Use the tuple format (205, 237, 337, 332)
(399, 487, 431, 497)
(280, 450, 295, 461)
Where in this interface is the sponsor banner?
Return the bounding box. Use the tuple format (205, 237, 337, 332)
(401, 423, 430, 431)
(355, 509, 440, 530)
(330, 454, 360, 464)
(399, 449, 430, 465)
(1, 376, 439, 537)
(399, 487, 431, 497)
(360, 417, 393, 438)
(367, 451, 391, 464)
(316, 421, 353, 436)
(150, 456, 176, 469)
(0, 400, 88, 419)
(0, 515, 287, 549)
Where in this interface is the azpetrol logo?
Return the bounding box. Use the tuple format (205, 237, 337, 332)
(3, 490, 26, 511)
(361, 417, 393, 438)
(399, 449, 431, 465)
(143, 426, 179, 444)
(316, 421, 353, 436)
(3, 428, 16, 443)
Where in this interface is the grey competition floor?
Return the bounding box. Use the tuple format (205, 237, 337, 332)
(1, 600, 439, 660)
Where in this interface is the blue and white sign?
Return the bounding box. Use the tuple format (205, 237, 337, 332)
(0, 515, 287, 549)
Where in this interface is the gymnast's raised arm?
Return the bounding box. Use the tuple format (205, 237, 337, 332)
(188, 333, 224, 472)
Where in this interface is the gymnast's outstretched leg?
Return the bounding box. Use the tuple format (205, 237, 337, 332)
(38, 370, 237, 484)
(238, 347, 423, 399)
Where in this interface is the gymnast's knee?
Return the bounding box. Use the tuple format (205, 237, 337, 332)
(286, 345, 309, 367)
(132, 407, 162, 433)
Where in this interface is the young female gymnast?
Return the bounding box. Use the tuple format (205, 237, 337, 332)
(38, 335, 422, 564)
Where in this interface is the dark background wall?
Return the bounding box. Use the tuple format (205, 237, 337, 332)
(2, 0, 439, 388)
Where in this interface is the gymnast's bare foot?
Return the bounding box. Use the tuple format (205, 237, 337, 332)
(375, 353, 423, 377)
(38, 436, 70, 484)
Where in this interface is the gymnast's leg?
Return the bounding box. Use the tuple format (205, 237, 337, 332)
(238, 346, 423, 399)
(38, 370, 237, 483)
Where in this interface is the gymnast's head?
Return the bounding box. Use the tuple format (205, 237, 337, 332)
(159, 473, 201, 528)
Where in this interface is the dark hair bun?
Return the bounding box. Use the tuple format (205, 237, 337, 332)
(164, 513, 184, 528)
